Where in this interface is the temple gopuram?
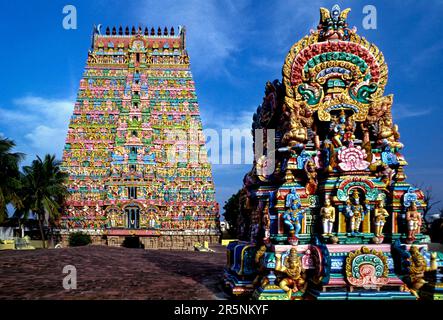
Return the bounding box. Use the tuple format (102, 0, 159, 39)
(224, 6, 443, 300)
(58, 25, 220, 249)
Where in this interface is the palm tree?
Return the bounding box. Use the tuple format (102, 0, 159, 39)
(18, 154, 68, 248)
(0, 137, 24, 224)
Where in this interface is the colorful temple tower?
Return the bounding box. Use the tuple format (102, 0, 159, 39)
(58, 25, 220, 249)
(224, 6, 443, 299)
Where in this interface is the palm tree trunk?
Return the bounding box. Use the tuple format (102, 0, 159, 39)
(37, 213, 46, 249)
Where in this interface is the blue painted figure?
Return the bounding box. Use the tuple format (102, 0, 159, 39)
(285, 187, 300, 208)
(283, 188, 305, 237)
(403, 187, 418, 208)
(283, 209, 305, 237)
(297, 150, 310, 169)
(381, 143, 398, 165)
(344, 190, 367, 235)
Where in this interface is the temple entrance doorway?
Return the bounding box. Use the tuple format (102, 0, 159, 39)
(122, 236, 143, 248)
(125, 206, 140, 229)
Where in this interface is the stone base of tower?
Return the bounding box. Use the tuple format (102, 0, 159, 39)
(224, 241, 443, 300)
(57, 229, 220, 250)
(108, 234, 220, 250)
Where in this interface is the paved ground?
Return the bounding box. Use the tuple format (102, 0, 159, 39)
(2, 243, 441, 300)
(0, 245, 228, 300)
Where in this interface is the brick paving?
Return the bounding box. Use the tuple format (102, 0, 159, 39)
(0, 245, 228, 300)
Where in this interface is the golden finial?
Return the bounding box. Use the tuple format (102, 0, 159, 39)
(340, 8, 351, 20)
(319, 7, 331, 23)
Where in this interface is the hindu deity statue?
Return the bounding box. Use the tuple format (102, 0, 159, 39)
(261, 203, 271, 243)
(107, 210, 116, 228)
(281, 116, 308, 148)
(406, 202, 422, 243)
(374, 201, 389, 237)
(344, 190, 367, 235)
(276, 247, 307, 299)
(407, 246, 437, 297)
(377, 116, 403, 150)
(283, 188, 305, 241)
(304, 159, 318, 195)
(148, 212, 158, 229)
(320, 198, 336, 236)
(329, 110, 347, 147)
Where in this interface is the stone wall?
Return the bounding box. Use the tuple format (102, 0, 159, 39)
(141, 235, 220, 250)
(60, 234, 220, 250)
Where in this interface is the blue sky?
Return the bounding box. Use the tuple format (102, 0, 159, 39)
(0, 0, 442, 214)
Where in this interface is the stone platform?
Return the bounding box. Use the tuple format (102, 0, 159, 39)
(0, 245, 227, 300)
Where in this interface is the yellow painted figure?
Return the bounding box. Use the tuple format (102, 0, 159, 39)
(406, 203, 422, 241)
(345, 191, 366, 235)
(320, 198, 335, 236)
(408, 246, 437, 297)
(374, 201, 389, 237)
(275, 247, 306, 299)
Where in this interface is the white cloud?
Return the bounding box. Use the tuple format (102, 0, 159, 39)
(0, 96, 74, 161)
(25, 125, 68, 157)
(200, 105, 256, 165)
(250, 56, 282, 70)
(13, 96, 73, 127)
(135, 0, 253, 76)
(392, 103, 432, 119)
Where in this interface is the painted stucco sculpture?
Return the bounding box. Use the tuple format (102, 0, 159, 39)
(224, 5, 443, 300)
(57, 25, 220, 249)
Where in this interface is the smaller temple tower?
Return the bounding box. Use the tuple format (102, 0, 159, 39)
(224, 5, 443, 300)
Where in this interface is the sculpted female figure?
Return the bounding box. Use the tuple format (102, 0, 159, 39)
(374, 201, 389, 237)
(320, 198, 335, 236)
(406, 202, 422, 242)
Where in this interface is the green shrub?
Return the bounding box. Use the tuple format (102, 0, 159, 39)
(68, 232, 92, 247)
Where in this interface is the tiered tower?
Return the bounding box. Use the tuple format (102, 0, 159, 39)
(59, 25, 220, 249)
(224, 6, 443, 299)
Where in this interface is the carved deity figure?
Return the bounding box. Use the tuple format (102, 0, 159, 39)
(95, 204, 101, 216)
(276, 247, 307, 299)
(406, 202, 422, 242)
(107, 210, 117, 228)
(343, 115, 356, 144)
(330, 110, 347, 147)
(282, 116, 308, 148)
(374, 201, 389, 237)
(283, 188, 305, 239)
(408, 246, 437, 297)
(262, 203, 271, 242)
(304, 159, 318, 195)
(345, 190, 366, 235)
(376, 162, 394, 187)
(148, 213, 157, 229)
(378, 117, 403, 149)
(320, 198, 335, 236)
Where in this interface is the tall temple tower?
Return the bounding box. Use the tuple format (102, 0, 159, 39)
(224, 6, 443, 300)
(59, 25, 220, 249)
